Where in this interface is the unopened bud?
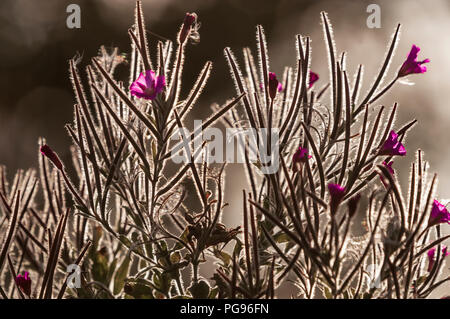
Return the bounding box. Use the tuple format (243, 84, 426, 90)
(268, 72, 281, 100)
(179, 12, 197, 44)
(40, 144, 63, 170)
(328, 183, 346, 215)
(15, 272, 32, 297)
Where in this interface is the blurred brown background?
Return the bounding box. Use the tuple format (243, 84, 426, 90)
(1, 0, 450, 296)
(1, 0, 449, 189)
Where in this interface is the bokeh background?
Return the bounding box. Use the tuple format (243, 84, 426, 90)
(1, 0, 449, 297)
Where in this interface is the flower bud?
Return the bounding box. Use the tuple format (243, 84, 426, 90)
(268, 72, 281, 100)
(179, 13, 197, 45)
(40, 144, 63, 170)
(15, 272, 32, 297)
(309, 71, 319, 88)
(427, 246, 450, 272)
(379, 160, 394, 188)
(328, 183, 346, 214)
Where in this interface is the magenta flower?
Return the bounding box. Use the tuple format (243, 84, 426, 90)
(428, 199, 450, 227)
(292, 146, 312, 164)
(328, 183, 346, 214)
(398, 45, 429, 78)
(309, 71, 319, 88)
(427, 246, 450, 272)
(40, 144, 63, 170)
(130, 70, 165, 100)
(268, 72, 282, 99)
(15, 272, 32, 296)
(328, 183, 346, 201)
(292, 146, 312, 172)
(379, 131, 406, 156)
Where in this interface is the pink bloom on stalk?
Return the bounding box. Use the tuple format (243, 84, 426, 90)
(292, 146, 312, 172)
(428, 200, 450, 227)
(292, 146, 312, 164)
(40, 144, 63, 170)
(328, 183, 346, 214)
(328, 183, 346, 201)
(427, 246, 450, 272)
(268, 72, 282, 99)
(398, 45, 430, 78)
(379, 131, 406, 156)
(130, 70, 165, 100)
(15, 272, 32, 296)
(309, 71, 319, 88)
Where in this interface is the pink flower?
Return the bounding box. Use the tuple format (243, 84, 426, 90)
(328, 183, 346, 214)
(328, 183, 346, 201)
(40, 144, 63, 170)
(398, 45, 429, 78)
(15, 272, 32, 296)
(380, 160, 394, 188)
(268, 72, 282, 99)
(379, 131, 406, 156)
(428, 200, 450, 227)
(130, 70, 165, 100)
(427, 246, 450, 272)
(292, 146, 312, 164)
(292, 146, 312, 172)
(309, 71, 319, 88)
